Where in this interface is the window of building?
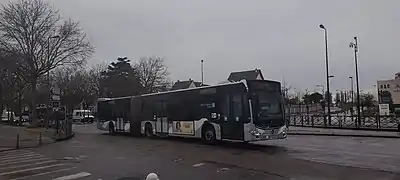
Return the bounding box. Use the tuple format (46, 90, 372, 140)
(380, 84, 384, 89)
(387, 84, 390, 88)
(384, 85, 387, 89)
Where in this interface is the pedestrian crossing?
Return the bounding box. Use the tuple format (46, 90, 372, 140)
(0, 149, 92, 180)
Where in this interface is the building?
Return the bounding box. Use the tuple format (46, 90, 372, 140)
(227, 69, 264, 82)
(377, 73, 400, 114)
(170, 79, 207, 91)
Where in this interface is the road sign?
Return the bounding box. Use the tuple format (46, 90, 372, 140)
(51, 95, 60, 101)
(52, 101, 60, 108)
(51, 87, 60, 95)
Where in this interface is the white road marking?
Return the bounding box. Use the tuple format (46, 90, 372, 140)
(0, 153, 42, 161)
(11, 167, 77, 180)
(0, 157, 51, 166)
(0, 150, 30, 155)
(0, 163, 65, 176)
(52, 172, 91, 180)
(0, 152, 37, 159)
(1, 155, 45, 164)
(216, 167, 230, 172)
(0, 160, 57, 171)
(192, 163, 204, 167)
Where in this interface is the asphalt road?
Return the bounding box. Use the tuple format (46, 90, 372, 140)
(1, 124, 399, 180)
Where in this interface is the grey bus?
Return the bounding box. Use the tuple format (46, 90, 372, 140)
(96, 79, 287, 143)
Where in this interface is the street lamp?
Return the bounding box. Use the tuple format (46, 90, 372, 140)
(319, 24, 332, 125)
(349, 37, 361, 127)
(349, 76, 354, 104)
(200, 60, 204, 86)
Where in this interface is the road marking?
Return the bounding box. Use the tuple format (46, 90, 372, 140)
(11, 167, 77, 180)
(0, 157, 51, 166)
(0, 152, 36, 159)
(0, 153, 42, 161)
(0, 163, 65, 176)
(0, 150, 30, 156)
(0, 160, 57, 171)
(216, 167, 230, 172)
(192, 163, 204, 167)
(52, 172, 91, 180)
(1, 154, 45, 164)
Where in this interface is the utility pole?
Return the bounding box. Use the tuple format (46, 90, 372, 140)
(349, 76, 354, 123)
(350, 37, 361, 128)
(319, 24, 332, 125)
(200, 60, 204, 86)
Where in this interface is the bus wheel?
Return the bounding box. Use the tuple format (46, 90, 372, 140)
(109, 122, 115, 134)
(145, 123, 153, 137)
(202, 125, 216, 144)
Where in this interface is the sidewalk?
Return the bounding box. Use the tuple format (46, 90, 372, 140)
(0, 124, 55, 151)
(288, 126, 400, 138)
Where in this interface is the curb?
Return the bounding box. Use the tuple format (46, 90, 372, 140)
(0, 148, 14, 152)
(288, 132, 400, 139)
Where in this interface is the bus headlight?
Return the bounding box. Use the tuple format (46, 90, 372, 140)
(250, 130, 261, 136)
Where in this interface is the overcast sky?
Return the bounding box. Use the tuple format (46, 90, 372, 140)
(2, 0, 400, 93)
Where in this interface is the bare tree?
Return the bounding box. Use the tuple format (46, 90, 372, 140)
(134, 56, 170, 93)
(0, 0, 94, 125)
(86, 62, 107, 101)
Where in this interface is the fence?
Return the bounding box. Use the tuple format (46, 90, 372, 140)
(288, 114, 400, 131)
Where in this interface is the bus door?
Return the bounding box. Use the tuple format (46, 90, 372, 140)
(220, 93, 244, 140)
(155, 100, 168, 134)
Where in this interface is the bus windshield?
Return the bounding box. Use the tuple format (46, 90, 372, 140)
(248, 80, 284, 127)
(257, 91, 282, 117)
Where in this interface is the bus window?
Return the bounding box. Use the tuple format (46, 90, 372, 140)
(231, 94, 242, 121)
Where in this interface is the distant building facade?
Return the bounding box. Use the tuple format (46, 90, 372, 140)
(377, 73, 400, 114)
(227, 69, 264, 82)
(170, 79, 207, 91)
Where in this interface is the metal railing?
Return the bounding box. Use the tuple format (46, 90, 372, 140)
(288, 114, 400, 131)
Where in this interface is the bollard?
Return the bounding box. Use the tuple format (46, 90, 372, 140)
(16, 134, 20, 149)
(39, 132, 42, 146)
(145, 173, 159, 180)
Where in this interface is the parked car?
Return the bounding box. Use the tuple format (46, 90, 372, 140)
(72, 109, 94, 123)
(1, 110, 18, 123)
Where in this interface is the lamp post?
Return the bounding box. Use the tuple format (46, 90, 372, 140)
(200, 60, 204, 86)
(349, 76, 354, 104)
(349, 37, 361, 128)
(319, 24, 332, 125)
(349, 76, 354, 122)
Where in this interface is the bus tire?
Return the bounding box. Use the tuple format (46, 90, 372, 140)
(202, 124, 216, 144)
(145, 123, 153, 138)
(109, 122, 115, 134)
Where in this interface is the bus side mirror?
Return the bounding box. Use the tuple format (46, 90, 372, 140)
(210, 113, 220, 120)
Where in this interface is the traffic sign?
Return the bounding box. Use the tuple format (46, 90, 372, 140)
(52, 101, 60, 108)
(51, 95, 60, 101)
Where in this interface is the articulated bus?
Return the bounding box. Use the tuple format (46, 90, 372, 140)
(96, 80, 287, 143)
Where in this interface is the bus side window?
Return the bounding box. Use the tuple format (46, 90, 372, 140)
(232, 94, 242, 121)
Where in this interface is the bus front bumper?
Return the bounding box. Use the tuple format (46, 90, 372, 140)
(248, 126, 287, 141)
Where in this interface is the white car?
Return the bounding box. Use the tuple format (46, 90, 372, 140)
(1, 110, 18, 122)
(72, 110, 94, 123)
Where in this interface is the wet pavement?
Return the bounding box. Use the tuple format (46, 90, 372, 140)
(1, 123, 399, 180)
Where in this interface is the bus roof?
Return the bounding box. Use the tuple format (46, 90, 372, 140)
(97, 79, 280, 101)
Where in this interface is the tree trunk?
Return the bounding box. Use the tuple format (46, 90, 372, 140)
(30, 79, 38, 127)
